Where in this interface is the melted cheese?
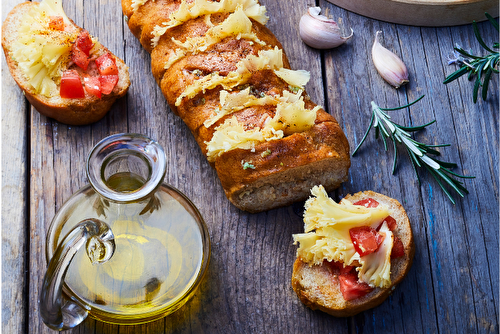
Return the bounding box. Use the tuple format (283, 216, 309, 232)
(11, 0, 77, 97)
(203, 89, 304, 127)
(293, 185, 393, 288)
(175, 47, 310, 106)
(205, 116, 283, 162)
(131, 0, 153, 12)
(165, 6, 265, 69)
(151, 0, 268, 47)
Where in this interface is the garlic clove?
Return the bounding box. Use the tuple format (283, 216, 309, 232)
(299, 7, 353, 50)
(371, 31, 409, 88)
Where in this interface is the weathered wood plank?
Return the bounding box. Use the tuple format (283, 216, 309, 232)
(1, 0, 497, 333)
(1, 1, 29, 333)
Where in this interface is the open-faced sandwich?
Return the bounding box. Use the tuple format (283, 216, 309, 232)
(2, 0, 130, 125)
(292, 185, 415, 317)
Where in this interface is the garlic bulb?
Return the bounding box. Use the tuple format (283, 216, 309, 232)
(299, 7, 353, 49)
(372, 31, 409, 88)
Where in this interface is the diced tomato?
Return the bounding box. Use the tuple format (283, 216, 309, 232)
(75, 30, 94, 56)
(60, 70, 85, 98)
(49, 16, 65, 31)
(71, 46, 90, 71)
(99, 75, 119, 95)
(383, 216, 397, 231)
(95, 53, 118, 76)
(349, 226, 384, 257)
(84, 76, 101, 99)
(353, 198, 380, 208)
(376, 215, 398, 232)
(338, 266, 374, 301)
(391, 236, 405, 258)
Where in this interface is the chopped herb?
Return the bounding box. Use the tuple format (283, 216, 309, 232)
(288, 85, 301, 93)
(241, 160, 256, 170)
(261, 149, 272, 157)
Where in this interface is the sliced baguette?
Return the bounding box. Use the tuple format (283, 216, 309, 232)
(121, 0, 351, 212)
(291, 190, 415, 317)
(2, 1, 130, 125)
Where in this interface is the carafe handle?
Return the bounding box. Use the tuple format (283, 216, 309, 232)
(39, 218, 115, 331)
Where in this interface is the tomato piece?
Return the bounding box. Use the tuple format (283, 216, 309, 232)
(71, 46, 90, 71)
(75, 30, 94, 56)
(84, 76, 101, 99)
(353, 198, 380, 208)
(60, 70, 85, 98)
(376, 215, 398, 232)
(391, 236, 405, 258)
(338, 267, 374, 301)
(383, 216, 397, 231)
(350, 226, 384, 257)
(49, 16, 65, 31)
(95, 53, 119, 76)
(99, 75, 119, 95)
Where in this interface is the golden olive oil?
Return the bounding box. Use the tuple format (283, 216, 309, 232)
(52, 172, 206, 322)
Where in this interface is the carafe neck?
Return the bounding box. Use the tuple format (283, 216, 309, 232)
(87, 133, 167, 203)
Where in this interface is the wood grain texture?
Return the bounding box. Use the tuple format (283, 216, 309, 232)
(1, 1, 29, 332)
(1, 0, 498, 333)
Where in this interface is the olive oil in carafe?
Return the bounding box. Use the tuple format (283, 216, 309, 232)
(60, 172, 205, 316)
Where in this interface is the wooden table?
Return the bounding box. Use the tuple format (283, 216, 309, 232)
(2, 0, 498, 333)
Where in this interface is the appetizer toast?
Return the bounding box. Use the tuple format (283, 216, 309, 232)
(122, 0, 351, 212)
(2, 0, 130, 125)
(292, 187, 415, 317)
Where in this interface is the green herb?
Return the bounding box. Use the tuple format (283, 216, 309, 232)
(288, 85, 301, 93)
(261, 149, 272, 157)
(241, 160, 255, 170)
(444, 13, 499, 103)
(352, 95, 474, 204)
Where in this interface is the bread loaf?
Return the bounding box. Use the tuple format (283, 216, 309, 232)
(2, 0, 130, 125)
(122, 0, 350, 212)
(291, 189, 415, 317)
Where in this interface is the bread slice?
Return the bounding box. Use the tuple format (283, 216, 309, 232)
(2, 1, 130, 125)
(291, 190, 415, 317)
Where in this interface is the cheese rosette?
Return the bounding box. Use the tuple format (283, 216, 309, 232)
(293, 185, 394, 288)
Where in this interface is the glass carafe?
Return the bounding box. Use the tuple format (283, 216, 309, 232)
(39, 133, 210, 330)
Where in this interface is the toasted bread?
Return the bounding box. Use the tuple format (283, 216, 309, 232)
(121, 0, 350, 212)
(292, 190, 415, 317)
(2, 1, 130, 125)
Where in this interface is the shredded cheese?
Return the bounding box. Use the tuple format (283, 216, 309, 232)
(151, 0, 268, 47)
(165, 6, 266, 69)
(175, 47, 309, 106)
(11, 0, 77, 97)
(293, 185, 393, 288)
(205, 116, 283, 162)
(131, 0, 154, 12)
(203, 88, 304, 127)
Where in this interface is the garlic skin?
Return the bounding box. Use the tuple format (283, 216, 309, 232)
(299, 7, 353, 50)
(372, 31, 409, 88)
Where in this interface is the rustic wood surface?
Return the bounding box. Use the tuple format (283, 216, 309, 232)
(1, 0, 498, 333)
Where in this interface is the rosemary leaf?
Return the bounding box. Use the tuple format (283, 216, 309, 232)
(352, 95, 474, 204)
(444, 13, 499, 103)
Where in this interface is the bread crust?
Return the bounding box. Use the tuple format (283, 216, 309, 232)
(122, 0, 350, 212)
(291, 191, 415, 317)
(2, 2, 131, 125)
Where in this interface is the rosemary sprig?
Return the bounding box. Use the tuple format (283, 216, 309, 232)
(352, 95, 474, 204)
(444, 13, 499, 103)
